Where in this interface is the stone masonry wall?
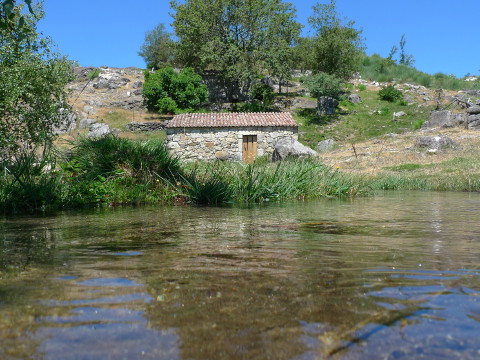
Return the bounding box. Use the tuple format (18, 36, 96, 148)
(166, 127, 298, 161)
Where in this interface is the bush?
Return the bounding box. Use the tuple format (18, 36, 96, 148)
(378, 85, 403, 102)
(304, 72, 344, 100)
(356, 84, 366, 91)
(142, 67, 208, 114)
(249, 82, 274, 107)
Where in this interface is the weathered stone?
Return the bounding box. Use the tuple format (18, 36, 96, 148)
(348, 94, 361, 104)
(316, 139, 336, 152)
(53, 109, 77, 135)
(79, 118, 96, 129)
(394, 111, 406, 118)
(415, 135, 459, 151)
(132, 81, 143, 89)
(467, 106, 480, 115)
(83, 105, 96, 115)
(125, 121, 165, 131)
(215, 151, 230, 161)
(422, 110, 460, 129)
(317, 96, 338, 115)
(88, 123, 111, 138)
(271, 137, 317, 161)
(467, 114, 480, 129)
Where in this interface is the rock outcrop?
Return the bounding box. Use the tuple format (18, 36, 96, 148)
(271, 137, 317, 161)
(415, 135, 459, 151)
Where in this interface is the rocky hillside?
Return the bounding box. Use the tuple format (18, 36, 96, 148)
(59, 66, 480, 175)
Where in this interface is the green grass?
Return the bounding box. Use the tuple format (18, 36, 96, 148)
(360, 54, 479, 90)
(295, 88, 432, 147)
(383, 163, 423, 172)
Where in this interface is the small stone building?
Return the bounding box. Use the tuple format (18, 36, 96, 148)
(165, 112, 298, 163)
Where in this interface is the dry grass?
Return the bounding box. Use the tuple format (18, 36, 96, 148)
(321, 127, 480, 178)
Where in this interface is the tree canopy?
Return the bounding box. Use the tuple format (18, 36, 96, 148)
(0, 0, 73, 160)
(307, 0, 364, 80)
(138, 23, 177, 70)
(170, 0, 301, 91)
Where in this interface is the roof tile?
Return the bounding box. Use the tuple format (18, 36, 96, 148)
(166, 112, 297, 128)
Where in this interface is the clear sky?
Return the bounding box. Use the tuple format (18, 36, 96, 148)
(38, 0, 479, 77)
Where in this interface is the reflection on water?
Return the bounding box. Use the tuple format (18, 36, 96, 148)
(0, 191, 479, 359)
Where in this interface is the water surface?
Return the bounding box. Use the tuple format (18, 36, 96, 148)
(0, 191, 479, 359)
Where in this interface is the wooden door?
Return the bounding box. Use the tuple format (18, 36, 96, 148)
(242, 135, 257, 164)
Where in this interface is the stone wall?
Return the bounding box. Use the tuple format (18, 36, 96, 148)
(166, 127, 298, 161)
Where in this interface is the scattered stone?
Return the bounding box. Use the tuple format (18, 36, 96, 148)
(393, 111, 406, 118)
(348, 94, 362, 104)
(415, 135, 459, 151)
(271, 137, 317, 161)
(88, 123, 111, 138)
(79, 118, 96, 129)
(467, 106, 480, 115)
(467, 114, 480, 129)
(125, 121, 165, 132)
(316, 139, 336, 152)
(215, 151, 230, 161)
(317, 96, 339, 115)
(132, 81, 143, 89)
(83, 105, 96, 115)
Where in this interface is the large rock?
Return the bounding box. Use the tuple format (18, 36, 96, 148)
(467, 106, 480, 115)
(422, 110, 462, 129)
(317, 96, 338, 115)
(415, 135, 459, 151)
(467, 114, 480, 129)
(316, 139, 336, 152)
(52, 109, 77, 135)
(88, 123, 111, 138)
(348, 94, 361, 104)
(271, 137, 317, 161)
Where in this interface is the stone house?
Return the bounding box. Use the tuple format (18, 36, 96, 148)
(165, 112, 298, 163)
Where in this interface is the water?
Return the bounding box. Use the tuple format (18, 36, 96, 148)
(0, 191, 479, 359)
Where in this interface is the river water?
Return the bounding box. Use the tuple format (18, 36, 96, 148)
(0, 191, 479, 359)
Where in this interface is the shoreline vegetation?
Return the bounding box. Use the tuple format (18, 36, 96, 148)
(2, 135, 480, 215)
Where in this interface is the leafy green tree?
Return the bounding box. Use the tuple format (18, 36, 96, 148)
(138, 23, 177, 70)
(303, 72, 344, 100)
(308, 0, 364, 80)
(142, 67, 208, 114)
(170, 0, 301, 97)
(0, 1, 74, 160)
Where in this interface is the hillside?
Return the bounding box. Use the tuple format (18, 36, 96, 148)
(63, 66, 480, 181)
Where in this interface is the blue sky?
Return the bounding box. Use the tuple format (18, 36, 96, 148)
(39, 0, 479, 77)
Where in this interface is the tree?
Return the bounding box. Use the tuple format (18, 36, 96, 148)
(398, 34, 415, 66)
(170, 0, 301, 97)
(138, 23, 176, 70)
(308, 0, 364, 80)
(0, 1, 74, 160)
(303, 72, 344, 100)
(143, 67, 208, 114)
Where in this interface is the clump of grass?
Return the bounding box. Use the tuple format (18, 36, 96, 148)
(383, 163, 423, 172)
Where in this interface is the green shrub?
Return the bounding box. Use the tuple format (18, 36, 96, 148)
(356, 84, 366, 91)
(378, 85, 403, 102)
(304, 72, 344, 100)
(249, 82, 274, 107)
(142, 67, 208, 114)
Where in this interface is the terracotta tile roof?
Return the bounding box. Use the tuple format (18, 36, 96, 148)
(167, 112, 297, 128)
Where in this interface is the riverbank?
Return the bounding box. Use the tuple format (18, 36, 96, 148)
(0, 136, 369, 213)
